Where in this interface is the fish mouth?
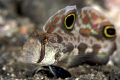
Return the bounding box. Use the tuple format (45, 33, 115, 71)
(39, 46, 58, 66)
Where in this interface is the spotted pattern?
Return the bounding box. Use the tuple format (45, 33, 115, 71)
(21, 6, 116, 67)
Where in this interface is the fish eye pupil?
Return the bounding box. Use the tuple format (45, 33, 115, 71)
(104, 26, 116, 37)
(66, 14, 74, 27)
(107, 28, 115, 35)
(43, 38, 48, 43)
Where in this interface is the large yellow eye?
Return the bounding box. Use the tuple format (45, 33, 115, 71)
(104, 26, 116, 37)
(64, 13, 76, 30)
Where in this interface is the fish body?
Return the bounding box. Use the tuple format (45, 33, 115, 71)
(19, 5, 116, 78)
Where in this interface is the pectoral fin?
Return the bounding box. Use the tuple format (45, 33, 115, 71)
(67, 53, 109, 68)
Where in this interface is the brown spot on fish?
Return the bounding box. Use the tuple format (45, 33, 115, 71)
(92, 44, 101, 49)
(56, 34, 63, 43)
(79, 29, 83, 34)
(57, 30, 61, 33)
(78, 43, 88, 54)
(62, 43, 74, 54)
(89, 10, 91, 13)
(99, 16, 105, 20)
(55, 17, 59, 23)
(83, 14, 90, 24)
(54, 46, 59, 48)
(49, 22, 53, 27)
(85, 29, 91, 35)
(91, 12, 98, 20)
(64, 37, 68, 41)
(79, 29, 91, 36)
(68, 33, 74, 36)
(47, 26, 57, 33)
(34, 45, 37, 48)
(92, 44, 101, 53)
(49, 38, 57, 43)
(83, 10, 87, 14)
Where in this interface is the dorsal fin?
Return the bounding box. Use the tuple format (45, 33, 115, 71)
(43, 5, 77, 34)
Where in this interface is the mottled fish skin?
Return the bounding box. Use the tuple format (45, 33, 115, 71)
(20, 5, 116, 68)
(20, 6, 77, 66)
